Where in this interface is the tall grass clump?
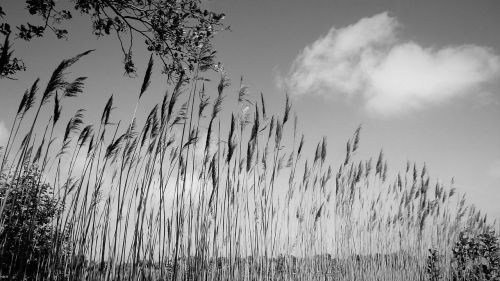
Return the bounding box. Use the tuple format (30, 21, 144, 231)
(0, 51, 497, 281)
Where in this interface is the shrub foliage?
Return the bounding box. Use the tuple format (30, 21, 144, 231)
(0, 166, 60, 280)
(452, 230, 500, 281)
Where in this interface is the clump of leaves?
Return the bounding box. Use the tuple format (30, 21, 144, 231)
(0, 0, 227, 78)
(452, 230, 500, 281)
(0, 7, 25, 79)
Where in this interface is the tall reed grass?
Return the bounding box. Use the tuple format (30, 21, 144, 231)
(0, 51, 495, 280)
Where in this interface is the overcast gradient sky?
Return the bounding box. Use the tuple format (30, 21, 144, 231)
(1, 0, 499, 219)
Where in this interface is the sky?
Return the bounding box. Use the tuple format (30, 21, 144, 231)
(1, 0, 499, 220)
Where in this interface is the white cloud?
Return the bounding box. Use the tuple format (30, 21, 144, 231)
(283, 12, 500, 116)
(0, 120, 9, 148)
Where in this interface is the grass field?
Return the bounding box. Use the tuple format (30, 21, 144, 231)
(0, 51, 496, 280)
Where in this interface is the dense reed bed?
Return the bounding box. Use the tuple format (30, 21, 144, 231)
(0, 51, 496, 280)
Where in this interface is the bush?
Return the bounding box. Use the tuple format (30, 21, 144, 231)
(0, 166, 60, 280)
(452, 230, 500, 281)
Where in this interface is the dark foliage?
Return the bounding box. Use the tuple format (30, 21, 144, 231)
(0, 166, 60, 280)
(0, 0, 226, 78)
(426, 230, 500, 281)
(452, 230, 500, 281)
(0, 8, 25, 79)
(426, 249, 442, 281)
